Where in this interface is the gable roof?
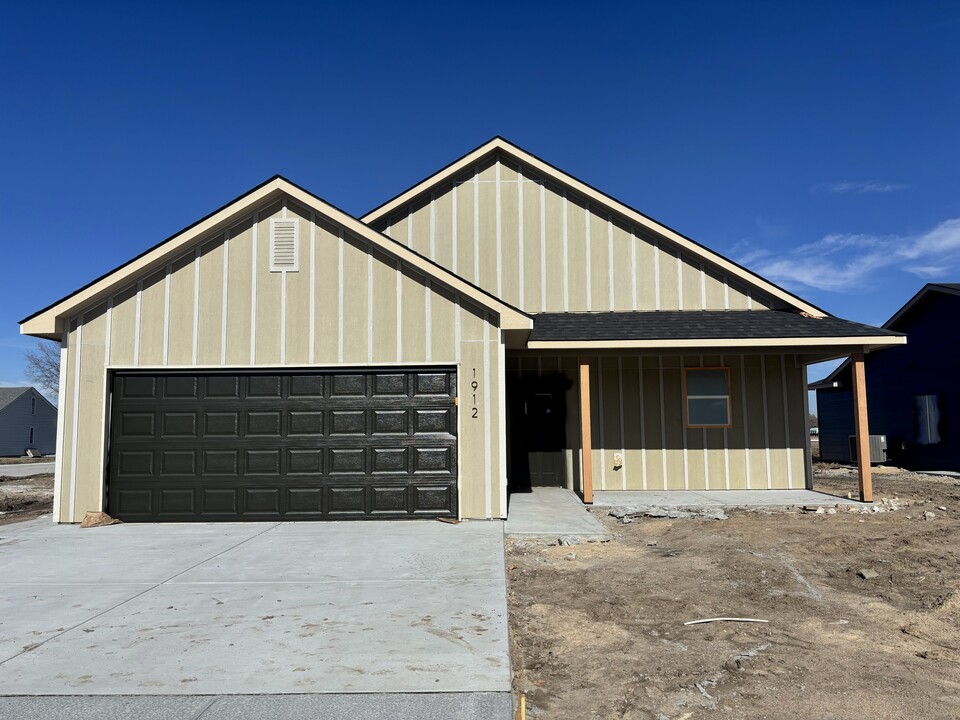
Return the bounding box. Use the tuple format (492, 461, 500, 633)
(20, 176, 532, 339)
(0, 387, 31, 413)
(362, 136, 828, 318)
(809, 282, 959, 390)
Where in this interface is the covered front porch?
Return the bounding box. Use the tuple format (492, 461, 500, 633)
(503, 311, 906, 507)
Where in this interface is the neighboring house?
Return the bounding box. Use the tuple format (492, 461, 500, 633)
(20, 138, 903, 523)
(811, 283, 960, 471)
(0, 387, 57, 456)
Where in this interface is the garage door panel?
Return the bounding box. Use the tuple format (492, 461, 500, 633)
(108, 368, 457, 521)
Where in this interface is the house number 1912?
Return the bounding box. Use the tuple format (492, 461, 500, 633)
(471, 367, 479, 419)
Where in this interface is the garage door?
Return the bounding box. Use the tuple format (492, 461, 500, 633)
(106, 368, 458, 521)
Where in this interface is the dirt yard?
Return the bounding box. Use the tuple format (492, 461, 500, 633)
(0, 472, 53, 525)
(507, 465, 960, 719)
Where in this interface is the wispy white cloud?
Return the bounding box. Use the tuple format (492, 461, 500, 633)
(814, 181, 911, 194)
(735, 218, 960, 292)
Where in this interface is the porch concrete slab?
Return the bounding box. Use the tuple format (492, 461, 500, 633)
(0, 462, 55, 478)
(593, 489, 863, 508)
(505, 487, 610, 540)
(0, 692, 513, 720)
(0, 520, 510, 701)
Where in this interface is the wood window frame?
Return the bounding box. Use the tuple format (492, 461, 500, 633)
(683, 366, 733, 429)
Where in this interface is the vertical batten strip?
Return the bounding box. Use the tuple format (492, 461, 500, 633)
(429, 190, 436, 259)
(395, 260, 402, 362)
(473, 168, 480, 284)
(781, 353, 793, 489)
(483, 315, 492, 518)
(425, 279, 432, 362)
(495, 161, 502, 297)
(740, 357, 752, 489)
(69, 320, 82, 522)
(367, 248, 374, 363)
(133, 280, 142, 366)
(630, 229, 638, 311)
(608, 216, 615, 311)
(249, 212, 259, 365)
(700, 263, 707, 310)
(52, 328, 69, 521)
(618, 356, 626, 490)
(638, 358, 647, 490)
(597, 356, 605, 490)
(497, 334, 507, 517)
(98, 299, 113, 510)
(517, 165, 525, 307)
(658, 356, 668, 487)
(681, 356, 689, 490)
(676, 252, 684, 310)
(562, 190, 569, 311)
(280, 201, 287, 365)
(761, 354, 772, 489)
(162, 264, 171, 365)
(192, 248, 200, 365)
(723, 277, 730, 311)
(721, 354, 731, 490)
(337, 229, 344, 363)
(539, 181, 547, 311)
(700, 355, 709, 490)
(220, 233, 229, 366)
(747, 289, 753, 310)
(653, 239, 661, 311)
(454, 297, 462, 363)
(451, 183, 458, 275)
(308, 214, 315, 364)
(584, 203, 592, 311)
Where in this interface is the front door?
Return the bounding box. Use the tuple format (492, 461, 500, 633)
(508, 373, 570, 491)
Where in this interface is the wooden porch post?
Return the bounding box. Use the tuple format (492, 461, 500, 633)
(851, 352, 873, 502)
(579, 359, 593, 504)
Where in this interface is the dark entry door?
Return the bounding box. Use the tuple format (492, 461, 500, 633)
(508, 373, 570, 490)
(107, 368, 457, 522)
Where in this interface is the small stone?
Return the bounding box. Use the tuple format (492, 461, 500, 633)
(924, 511, 936, 521)
(858, 569, 879, 580)
(815, 507, 826, 514)
(646, 541, 658, 547)
(826, 508, 837, 515)
(938, 506, 947, 511)
(565, 552, 577, 561)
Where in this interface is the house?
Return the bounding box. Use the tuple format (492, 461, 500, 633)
(0, 387, 57, 457)
(19, 138, 904, 523)
(811, 283, 959, 471)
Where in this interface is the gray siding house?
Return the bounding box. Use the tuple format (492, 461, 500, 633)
(0, 387, 57, 456)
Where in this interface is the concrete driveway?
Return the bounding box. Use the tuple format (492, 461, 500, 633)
(0, 518, 511, 718)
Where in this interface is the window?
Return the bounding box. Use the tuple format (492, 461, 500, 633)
(29, 427, 34, 444)
(684, 368, 731, 428)
(31, 397, 36, 415)
(915, 395, 941, 445)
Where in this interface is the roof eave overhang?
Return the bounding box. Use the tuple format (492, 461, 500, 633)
(525, 335, 906, 351)
(362, 137, 828, 319)
(20, 177, 532, 339)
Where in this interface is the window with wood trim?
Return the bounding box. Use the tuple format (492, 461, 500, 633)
(684, 367, 732, 428)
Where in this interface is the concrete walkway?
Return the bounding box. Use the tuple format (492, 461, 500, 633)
(505, 487, 610, 541)
(0, 462, 55, 477)
(0, 518, 511, 718)
(593, 489, 863, 507)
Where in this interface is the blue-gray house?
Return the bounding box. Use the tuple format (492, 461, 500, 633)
(0, 387, 57, 456)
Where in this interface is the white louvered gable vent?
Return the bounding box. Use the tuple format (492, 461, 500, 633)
(270, 218, 299, 272)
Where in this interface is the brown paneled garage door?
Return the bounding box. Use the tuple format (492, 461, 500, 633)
(106, 368, 458, 521)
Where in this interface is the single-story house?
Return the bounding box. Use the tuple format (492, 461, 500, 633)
(812, 283, 959, 471)
(20, 138, 905, 523)
(0, 386, 57, 457)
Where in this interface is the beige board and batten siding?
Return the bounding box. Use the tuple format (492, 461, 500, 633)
(55, 196, 505, 523)
(374, 154, 785, 314)
(507, 352, 808, 491)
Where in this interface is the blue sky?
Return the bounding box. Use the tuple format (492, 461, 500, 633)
(2, 1, 958, 410)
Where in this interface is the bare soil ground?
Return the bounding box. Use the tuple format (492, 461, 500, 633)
(0, 473, 53, 525)
(507, 465, 960, 719)
(0, 456, 53, 465)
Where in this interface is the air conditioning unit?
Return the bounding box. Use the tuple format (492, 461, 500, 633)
(848, 435, 888, 464)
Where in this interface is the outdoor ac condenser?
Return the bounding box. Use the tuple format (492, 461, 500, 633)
(848, 435, 888, 464)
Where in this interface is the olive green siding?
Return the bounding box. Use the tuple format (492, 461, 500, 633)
(375, 154, 785, 314)
(507, 352, 808, 492)
(55, 197, 505, 523)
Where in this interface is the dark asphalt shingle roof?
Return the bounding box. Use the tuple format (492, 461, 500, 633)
(528, 311, 902, 342)
(0, 387, 30, 413)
